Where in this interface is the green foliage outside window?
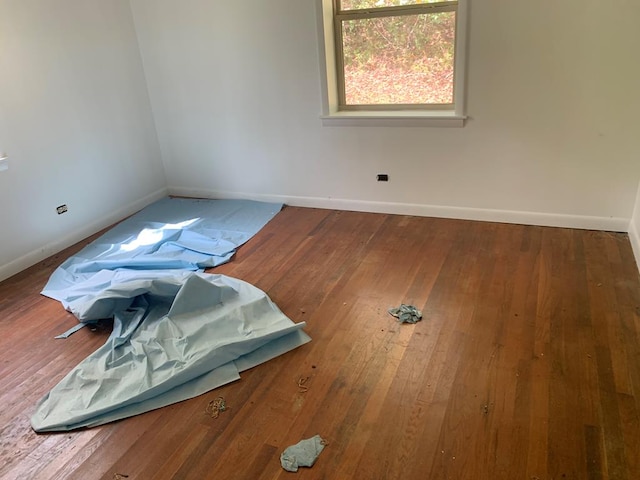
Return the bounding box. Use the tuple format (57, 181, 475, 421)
(339, 1, 456, 105)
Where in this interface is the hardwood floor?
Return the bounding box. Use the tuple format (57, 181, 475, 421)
(1, 206, 639, 479)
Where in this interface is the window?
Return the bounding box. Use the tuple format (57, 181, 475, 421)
(318, 0, 467, 126)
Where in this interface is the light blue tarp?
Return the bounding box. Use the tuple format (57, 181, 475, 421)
(42, 197, 283, 317)
(32, 273, 310, 432)
(32, 198, 311, 432)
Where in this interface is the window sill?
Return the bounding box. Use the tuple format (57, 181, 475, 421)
(320, 110, 466, 127)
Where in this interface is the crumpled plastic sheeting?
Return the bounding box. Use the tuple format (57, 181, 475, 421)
(388, 304, 423, 324)
(31, 273, 310, 432)
(280, 435, 326, 472)
(41, 197, 282, 314)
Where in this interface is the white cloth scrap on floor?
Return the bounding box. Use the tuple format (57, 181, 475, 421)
(280, 435, 326, 472)
(32, 273, 310, 432)
(388, 304, 423, 324)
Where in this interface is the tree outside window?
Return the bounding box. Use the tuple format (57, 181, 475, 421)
(335, 0, 458, 109)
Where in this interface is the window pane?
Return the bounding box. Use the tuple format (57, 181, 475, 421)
(340, 0, 455, 11)
(341, 12, 455, 105)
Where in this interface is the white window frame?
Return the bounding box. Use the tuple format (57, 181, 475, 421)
(317, 0, 468, 127)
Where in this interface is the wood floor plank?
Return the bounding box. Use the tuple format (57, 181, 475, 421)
(1, 206, 640, 479)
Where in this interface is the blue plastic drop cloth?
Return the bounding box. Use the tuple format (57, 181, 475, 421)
(31, 273, 310, 432)
(41, 197, 283, 315)
(31, 197, 312, 432)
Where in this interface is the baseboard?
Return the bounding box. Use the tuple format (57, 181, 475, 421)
(629, 219, 640, 275)
(3, 185, 631, 284)
(169, 186, 630, 233)
(0, 188, 168, 283)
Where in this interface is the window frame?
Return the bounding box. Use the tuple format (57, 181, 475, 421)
(317, 0, 468, 127)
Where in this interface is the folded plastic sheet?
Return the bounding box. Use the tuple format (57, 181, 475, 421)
(41, 197, 283, 315)
(31, 197, 310, 431)
(31, 273, 310, 432)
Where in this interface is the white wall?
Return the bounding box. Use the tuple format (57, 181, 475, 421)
(630, 180, 640, 273)
(130, 0, 640, 231)
(2, 0, 639, 282)
(0, 0, 166, 281)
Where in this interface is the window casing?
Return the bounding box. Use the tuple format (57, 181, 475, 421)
(318, 0, 468, 126)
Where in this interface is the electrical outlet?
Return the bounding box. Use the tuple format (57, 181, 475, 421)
(377, 174, 389, 182)
(56, 204, 68, 215)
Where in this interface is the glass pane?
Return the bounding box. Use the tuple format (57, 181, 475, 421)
(340, 0, 455, 11)
(341, 12, 455, 105)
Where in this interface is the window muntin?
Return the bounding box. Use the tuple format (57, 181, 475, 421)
(339, 0, 455, 11)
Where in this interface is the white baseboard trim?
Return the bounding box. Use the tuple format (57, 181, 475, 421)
(629, 219, 640, 274)
(3, 185, 632, 284)
(168, 186, 630, 233)
(0, 188, 168, 283)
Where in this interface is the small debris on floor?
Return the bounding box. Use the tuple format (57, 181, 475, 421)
(205, 396, 227, 418)
(113, 474, 129, 480)
(280, 435, 327, 472)
(388, 304, 422, 324)
(298, 376, 311, 393)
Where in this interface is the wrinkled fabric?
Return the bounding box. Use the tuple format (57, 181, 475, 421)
(388, 304, 423, 324)
(280, 435, 326, 472)
(41, 197, 282, 314)
(31, 273, 310, 432)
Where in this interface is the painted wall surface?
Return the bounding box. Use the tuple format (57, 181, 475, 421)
(630, 181, 640, 273)
(2, 0, 639, 281)
(0, 0, 166, 280)
(130, 0, 640, 228)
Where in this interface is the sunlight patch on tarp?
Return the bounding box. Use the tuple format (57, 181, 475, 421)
(120, 218, 199, 252)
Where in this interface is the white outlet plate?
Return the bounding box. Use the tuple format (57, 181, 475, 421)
(0, 157, 8, 172)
